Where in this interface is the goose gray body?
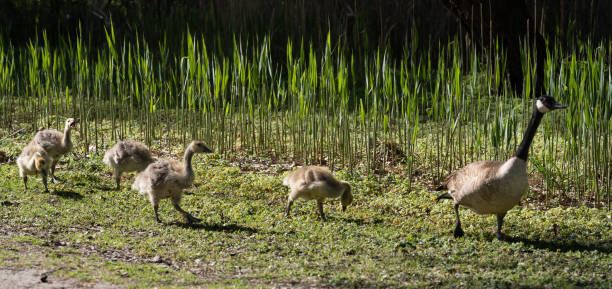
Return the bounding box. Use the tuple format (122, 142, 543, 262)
(436, 95, 566, 240)
(103, 141, 154, 190)
(445, 157, 527, 215)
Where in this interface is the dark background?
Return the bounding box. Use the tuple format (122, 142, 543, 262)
(1, 0, 609, 51)
(1, 0, 610, 95)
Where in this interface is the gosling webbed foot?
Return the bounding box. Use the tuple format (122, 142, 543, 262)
(186, 215, 202, 224)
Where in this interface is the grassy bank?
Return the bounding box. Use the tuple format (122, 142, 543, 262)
(0, 126, 610, 288)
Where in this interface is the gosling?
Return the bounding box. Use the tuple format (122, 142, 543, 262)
(17, 143, 51, 193)
(436, 95, 566, 240)
(103, 141, 154, 190)
(131, 140, 212, 224)
(283, 166, 353, 220)
(33, 118, 78, 182)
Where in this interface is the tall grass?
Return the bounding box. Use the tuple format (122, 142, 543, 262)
(0, 29, 609, 209)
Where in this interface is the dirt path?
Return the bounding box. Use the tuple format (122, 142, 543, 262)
(0, 268, 119, 289)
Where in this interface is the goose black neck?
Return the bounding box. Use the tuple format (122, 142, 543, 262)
(514, 106, 544, 161)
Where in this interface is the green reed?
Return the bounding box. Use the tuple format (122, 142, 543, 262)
(0, 27, 609, 208)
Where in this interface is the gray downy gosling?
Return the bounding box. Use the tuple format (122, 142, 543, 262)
(33, 118, 78, 182)
(436, 95, 566, 240)
(131, 140, 212, 224)
(103, 140, 155, 190)
(283, 166, 353, 220)
(17, 143, 52, 193)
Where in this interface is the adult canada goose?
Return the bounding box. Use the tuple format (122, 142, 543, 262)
(283, 166, 353, 220)
(17, 143, 51, 193)
(103, 141, 154, 190)
(436, 95, 566, 240)
(33, 118, 78, 182)
(131, 141, 212, 224)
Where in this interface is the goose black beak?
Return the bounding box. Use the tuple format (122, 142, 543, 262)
(552, 103, 567, 110)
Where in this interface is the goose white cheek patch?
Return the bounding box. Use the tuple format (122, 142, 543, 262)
(536, 100, 551, 113)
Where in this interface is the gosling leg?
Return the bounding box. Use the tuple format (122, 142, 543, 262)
(22, 176, 28, 192)
(113, 168, 121, 190)
(317, 200, 326, 221)
(50, 160, 63, 183)
(42, 169, 49, 193)
(496, 213, 506, 240)
(149, 194, 162, 223)
(172, 196, 201, 224)
(285, 199, 294, 218)
(453, 203, 464, 238)
(153, 203, 161, 223)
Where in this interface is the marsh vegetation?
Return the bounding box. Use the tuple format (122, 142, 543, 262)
(0, 4, 611, 286)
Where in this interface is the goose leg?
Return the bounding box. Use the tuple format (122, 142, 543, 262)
(285, 199, 294, 218)
(453, 203, 464, 238)
(42, 169, 49, 193)
(317, 200, 326, 221)
(22, 176, 28, 192)
(496, 213, 506, 240)
(172, 196, 201, 224)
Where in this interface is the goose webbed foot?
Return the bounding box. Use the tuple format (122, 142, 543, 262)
(496, 231, 505, 240)
(453, 225, 465, 238)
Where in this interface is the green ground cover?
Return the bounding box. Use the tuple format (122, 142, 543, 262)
(0, 127, 610, 288)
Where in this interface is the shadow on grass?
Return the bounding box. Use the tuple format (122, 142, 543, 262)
(340, 217, 384, 225)
(96, 184, 118, 191)
(505, 235, 612, 253)
(169, 222, 259, 234)
(52, 190, 83, 200)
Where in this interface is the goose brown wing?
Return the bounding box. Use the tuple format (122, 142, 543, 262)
(444, 161, 504, 192)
